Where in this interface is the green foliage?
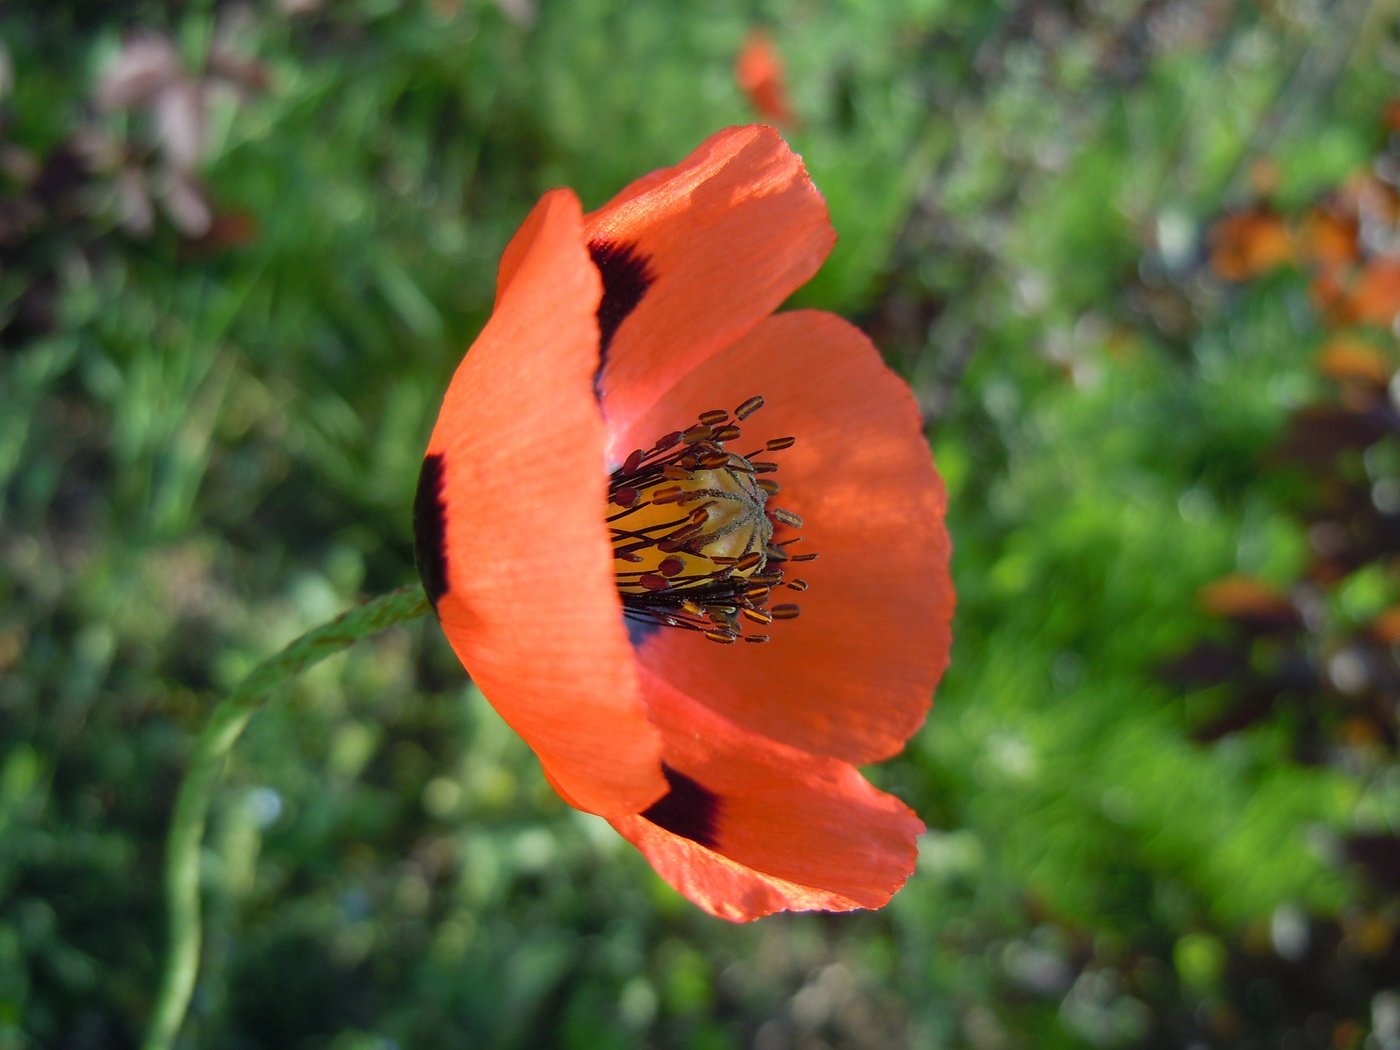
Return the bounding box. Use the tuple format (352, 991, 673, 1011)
(3, 1, 1397, 1047)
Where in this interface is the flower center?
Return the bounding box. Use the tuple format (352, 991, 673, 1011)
(606, 396, 814, 644)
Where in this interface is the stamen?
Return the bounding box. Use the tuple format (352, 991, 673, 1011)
(735, 395, 764, 420)
(606, 395, 812, 640)
(771, 508, 803, 528)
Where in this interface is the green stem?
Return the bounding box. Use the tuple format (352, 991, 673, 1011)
(143, 584, 431, 1050)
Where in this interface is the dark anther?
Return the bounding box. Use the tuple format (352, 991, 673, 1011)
(607, 396, 815, 643)
(735, 395, 765, 419)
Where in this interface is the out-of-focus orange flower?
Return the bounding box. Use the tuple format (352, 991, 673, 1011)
(1198, 574, 1296, 632)
(1317, 336, 1392, 389)
(1350, 258, 1400, 326)
(1312, 258, 1400, 329)
(1298, 203, 1360, 271)
(735, 30, 795, 127)
(1207, 204, 1293, 281)
(1372, 605, 1400, 645)
(414, 126, 952, 920)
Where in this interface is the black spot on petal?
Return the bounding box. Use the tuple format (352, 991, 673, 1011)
(642, 764, 721, 849)
(589, 238, 655, 367)
(413, 453, 450, 607)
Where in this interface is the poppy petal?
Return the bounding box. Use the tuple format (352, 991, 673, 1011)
(584, 125, 835, 447)
(618, 310, 952, 764)
(609, 668, 924, 922)
(420, 188, 667, 818)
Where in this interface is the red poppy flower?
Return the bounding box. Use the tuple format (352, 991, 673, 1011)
(414, 125, 952, 921)
(735, 30, 796, 127)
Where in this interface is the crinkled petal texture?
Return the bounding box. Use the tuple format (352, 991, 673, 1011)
(585, 124, 835, 450)
(417, 189, 666, 819)
(614, 310, 953, 765)
(609, 665, 924, 922)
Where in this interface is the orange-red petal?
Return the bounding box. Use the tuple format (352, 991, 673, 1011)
(584, 125, 835, 453)
(609, 667, 924, 921)
(616, 310, 952, 765)
(418, 188, 667, 818)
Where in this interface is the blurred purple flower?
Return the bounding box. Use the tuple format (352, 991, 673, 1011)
(93, 29, 266, 237)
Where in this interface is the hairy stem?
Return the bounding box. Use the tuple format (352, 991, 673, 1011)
(143, 585, 431, 1050)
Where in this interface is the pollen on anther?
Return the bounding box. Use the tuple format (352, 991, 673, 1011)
(735, 395, 764, 420)
(606, 393, 813, 644)
(765, 436, 795, 451)
(786, 579, 809, 592)
(734, 551, 764, 572)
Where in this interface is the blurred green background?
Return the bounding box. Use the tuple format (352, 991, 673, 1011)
(5, 0, 1400, 1047)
